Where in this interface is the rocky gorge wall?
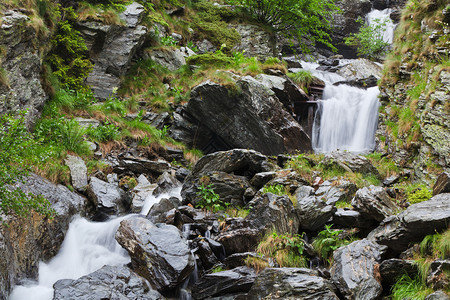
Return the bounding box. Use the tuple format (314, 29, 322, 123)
(377, 0, 450, 181)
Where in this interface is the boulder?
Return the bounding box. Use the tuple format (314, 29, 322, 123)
(425, 290, 450, 300)
(336, 59, 383, 80)
(379, 258, 418, 286)
(322, 151, 379, 176)
(246, 268, 339, 299)
(334, 75, 379, 88)
(250, 171, 277, 189)
(427, 260, 450, 290)
(191, 237, 220, 271)
(333, 208, 375, 229)
(184, 76, 311, 156)
(224, 252, 265, 269)
(315, 179, 357, 205)
(64, 155, 88, 192)
(146, 47, 195, 71)
(153, 171, 181, 196)
(146, 197, 180, 224)
(115, 216, 195, 292)
(86, 177, 131, 220)
(368, 193, 450, 253)
(331, 239, 385, 300)
(53, 265, 164, 300)
(433, 172, 450, 196)
(0, 10, 48, 127)
(118, 156, 171, 177)
(351, 186, 399, 222)
(217, 193, 299, 254)
(192, 266, 256, 299)
(130, 174, 156, 213)
(231, 24, 275, 60)
(0, 174, 87, 299)
(80, 2, 149, 99)
(295, 195, 336, 232)
(181, 149, 276, 205)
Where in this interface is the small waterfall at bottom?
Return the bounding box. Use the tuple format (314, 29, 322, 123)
(312, 84, 380, 154)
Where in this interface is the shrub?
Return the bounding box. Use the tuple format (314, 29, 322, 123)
(196, 183, 228, 212)
(407, 187, 432, 204)
(312, 224, 355, 263)
(345, 17, 390, 60)
(86, 122, 121, 142)
(0, 112, 54, 221)
(262, 184, 287, 196)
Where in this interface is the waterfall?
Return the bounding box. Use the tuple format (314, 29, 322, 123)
(300, 61, 381, 154)
(9, 187, 182, 300)
(367, 8, 395, 44)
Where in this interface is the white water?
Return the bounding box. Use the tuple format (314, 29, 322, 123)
(9, 186, 182, 300)
(367, 8, 395, 44)
(299, 61, 381, 153)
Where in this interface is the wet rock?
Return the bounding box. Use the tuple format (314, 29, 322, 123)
(351, 186, 399, 222)
(333, 209, 375, 229)
(295, 195, 336, 232)
(224, 252, 262, 269)
(336, 59, 382, 80)
(425, 290, 450, 300)
(182, 149, 276, 205)
(427, 260, 450, 290)
(53, 265, 164, 299)
(115, 216, 195, 292)
(0, 10, 47, 127)
(283, 57, 302, 68)
(191, 237, 220, 270)
(0, 174, 87, 299)
(368, 193, 450, 253)
(153, 172, 181, 196)
(246, 268, 339, 299)
(379, 258, 418, 286)
(146, 47, 194, 71)
(331, 239, 385, 300)
(146, 197, 179, 223)
(86, 177, 131, 220)
(433, 172, 450, 196)
(315, 179, 357, 205)
(250, 171, 277, 189)
(323, 151, 379, 176)
(184, 76, 311, 156)
(81, 2, 149, 99)
(118, 156, 171, 176)
(64, 155, 88, 192)
(334, 75, 379, 88)
(231, 24, 274, 60)
(130, 174, 156, 213)
(192, 266, 256, 299)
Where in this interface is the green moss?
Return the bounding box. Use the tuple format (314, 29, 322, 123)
(186, 52, 234, 67)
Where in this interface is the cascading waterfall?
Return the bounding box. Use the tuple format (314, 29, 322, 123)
(367, 8, 395, 43)
(9, 187, 182, 300)
(300, 61, 381, 154)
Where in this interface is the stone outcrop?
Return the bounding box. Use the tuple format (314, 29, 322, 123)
(79, 2, 149, 99)
(246, 268, 339, 299)
(231, 24, 276, 60)
(368, 193, 450, 253)
(53, 265, 164, 300)
(64, 155, 88, 192)
(115, 216, 195, 292)
(145, 46, 195, 71)
(0, 174, 87, 299)
(178, 75, 311, 155)
(0, 10, 49, 127)
(331, 239, 385, 300)
(351, 186, 399, 222)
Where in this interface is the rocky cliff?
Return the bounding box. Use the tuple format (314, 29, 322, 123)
(378, 0, 450, 181)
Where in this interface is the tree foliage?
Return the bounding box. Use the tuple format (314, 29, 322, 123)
(345, 17, 390, 60)
(0, 112, 54, 221)
(229, 0, 340, 52)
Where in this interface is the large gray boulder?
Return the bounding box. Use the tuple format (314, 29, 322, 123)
(184, 76, 311, 156)
(336, 59, 383, 80)
(231, 24, 276, 60)
(53, 265, 164, 300)
(86, 177, 131, 219)
(295, 195, 336, 232)
(351, 186, 400, 222)
(130, 174, 156, 213)
(246, 268, 339, 299)
(115, 216, 195, 292)
(192, 266, 256, 299)
(315, 179, 357, 205)
(181, 149, 276, 206)
(331, 239, 385, 300)
(0, 10, 48, 127)
(146, 47, 195, 71)
(368, 193, 450, 253)
(322, 151, 379, 176)
(433, 172, 450, 195)
(64, 155, 88, 192)
(80, 2, 149, 99)
(0, 174, 87, 299)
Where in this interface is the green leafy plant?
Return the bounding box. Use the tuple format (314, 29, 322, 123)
(160, 35, 178, 46)
(228, 0, 340, 52)
(86, 122, 121, 142)
(262, 184, 287, 196)
(0, 111, 55, 221)
(407, 187, 432, 204)
(196, 183, 228, 212)
(312, 224, 354, 263)
(345, 17, 390, 60)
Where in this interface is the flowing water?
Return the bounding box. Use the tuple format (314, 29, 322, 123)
(299, 61, 381, 154)
(9, 187, 182, 300)
(367, 8, 395, 44)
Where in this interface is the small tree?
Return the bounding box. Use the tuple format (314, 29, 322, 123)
(229, 0, 340, 52)
(344, 17, 390, 60)
(0, 112, 54, 221)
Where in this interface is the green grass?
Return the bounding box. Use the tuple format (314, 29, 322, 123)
(391, 274, 433, 300)
(312, 224, 356, 264)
